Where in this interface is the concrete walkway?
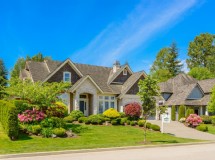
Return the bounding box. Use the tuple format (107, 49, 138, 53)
(148, 120, 215, 141)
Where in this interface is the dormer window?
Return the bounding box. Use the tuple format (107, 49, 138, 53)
(123, 69, 127, 75)
(63, 72, 71, 82)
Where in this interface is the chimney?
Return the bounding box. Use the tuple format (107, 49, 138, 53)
(113, 60, 120, 73)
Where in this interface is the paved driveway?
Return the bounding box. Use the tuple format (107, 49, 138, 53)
(148, 120, 215, 141)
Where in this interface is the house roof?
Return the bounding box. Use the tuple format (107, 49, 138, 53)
(20, 59, 146, 96)
(160, 73, 214, 106)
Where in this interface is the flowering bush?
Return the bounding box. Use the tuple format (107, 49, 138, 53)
(18, 109, 46, 124)
(124, 102, 142, 119)
(186, 114, 202, 127)
(103, 108, 120, 119)
(179, 117, 186, 123)
(46, 102, 68, 118)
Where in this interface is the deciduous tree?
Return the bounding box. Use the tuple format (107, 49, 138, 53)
(188, 67, 214, 80)
(138, 76, 160, 143)
(186, 33, 215, 73)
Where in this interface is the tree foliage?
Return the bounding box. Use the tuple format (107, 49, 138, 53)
(150, 42, 182, 82)
(11, 53, 52, 79)
(138, 76, 160, 142)
(188, 67, 214, 80)
(186, 33, 215, 73)
(0, 59, 8, 99)
(5, 78, 71, 109)
(208, 85, 215, 114)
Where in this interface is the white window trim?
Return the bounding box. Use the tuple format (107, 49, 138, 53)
(98, 95, 117, 114)
(123, 69, 127, 75)
(63, 72, 71, 82)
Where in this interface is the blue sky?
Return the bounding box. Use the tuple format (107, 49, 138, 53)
(0, 0, 215, 74)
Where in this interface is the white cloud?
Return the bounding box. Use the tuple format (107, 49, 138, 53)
(181, 59, 189, 73)
(71, 0, 198, 66)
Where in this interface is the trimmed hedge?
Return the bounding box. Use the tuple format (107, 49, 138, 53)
(196, 124, 208, 132)
(178, 105, 185, 121)
(0, 100, 19, 140)
(171, 106, 176, 121)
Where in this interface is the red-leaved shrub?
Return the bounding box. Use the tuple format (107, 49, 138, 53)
(124, 102, 142, 119)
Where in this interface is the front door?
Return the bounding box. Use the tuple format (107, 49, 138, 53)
(79, 100, 88, 116)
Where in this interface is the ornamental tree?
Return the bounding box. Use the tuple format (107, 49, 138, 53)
(124, 102, 142, 120)
(6, 78, 71, 110)
(138, 76, 160, 142)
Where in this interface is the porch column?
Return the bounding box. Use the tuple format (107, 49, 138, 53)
(200, 106, 203, 115)
(93, 94, 98, 114)
(73, 92, 80, 110)
(205, 106, 209, 116)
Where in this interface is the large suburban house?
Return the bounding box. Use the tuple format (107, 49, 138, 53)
(20, 59, 146, 116)
(159, 74, 215, 120)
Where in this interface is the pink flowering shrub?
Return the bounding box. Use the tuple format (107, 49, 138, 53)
(18, 109, 46, 124)
(186, 114, 202, 127)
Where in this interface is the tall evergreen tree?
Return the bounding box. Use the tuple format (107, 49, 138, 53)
(168, 42, 183, 76)
(0, 59, 7, 86)
(186, 33, 215, 73)
(0, 59, 7, 99)
(150, 42, 182, 82)
(11, 53, 52, 79)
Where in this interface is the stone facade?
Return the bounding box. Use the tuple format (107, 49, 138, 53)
(73, 78, 99, 115)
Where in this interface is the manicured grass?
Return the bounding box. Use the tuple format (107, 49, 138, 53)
(0, 124, 200, 154)
(205, 124, 215, 134)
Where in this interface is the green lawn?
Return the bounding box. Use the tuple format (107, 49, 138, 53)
(0, 124, 200, 154)
(205, 124, 215, 134)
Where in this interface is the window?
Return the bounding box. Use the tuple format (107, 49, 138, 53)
(98, 95, 116, 113)
(63, 72, 71, 82)
(123, 69, 127, 75)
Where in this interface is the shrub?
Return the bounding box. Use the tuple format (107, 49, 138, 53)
(171, 106, 176, 121)
(41, 117, 66, 129)
(84, 118, 91, 124)
(146, 122, 151, 129)
(41, 128, 53, 138)
(178, 105, 186, 121)
(88, 115, 104, 125)
(0, 100, 19, 140)
(31, 125, 42, 135)
(185, 108, 194, 118)
(201, 115, 212, 124)
(124, 102, 142, 119)
(63, 116, 75, 123)
(186, 114, 202, 127)
(104, 117, 111, 122)
(53, 128, 66, 137)
(18, 109, 46, 124)
(179, 117, 186, 123)
(103, 108, 120, 119)
(14, 100, 32, 114)
(211, 116, 215, 125)
(78, 117, 87, 123)
(119, 112, 126, 118)
(69, 110, 84, 121)
(138, 120, 146, 127)
(120, 118, 127, 125)
(126, 120, 131, 125)
(196, 124, 208, 132)
(19, 124, 27, 133)
(111, 120, 118, 125)
(130, 121, 136, 126)
(46, 102, 68, 118)
(150, 124, 160, 131)
(69, 125, 88, 133)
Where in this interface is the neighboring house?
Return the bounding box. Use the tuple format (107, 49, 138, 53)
(20, 59, 147, 116)
(159, 73, 215, 120)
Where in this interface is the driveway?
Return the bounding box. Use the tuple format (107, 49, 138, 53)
(148, 120, 215, 141)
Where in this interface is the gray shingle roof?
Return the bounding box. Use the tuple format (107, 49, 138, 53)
(21, 59, 145, 95)
(160, 74, 214, 106)
(198, 79, 215, 93)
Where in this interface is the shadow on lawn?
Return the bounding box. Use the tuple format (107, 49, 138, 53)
(151, 140, 179, 143)
(17, 133, 33, 141)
